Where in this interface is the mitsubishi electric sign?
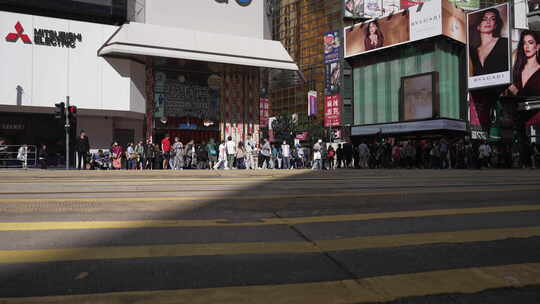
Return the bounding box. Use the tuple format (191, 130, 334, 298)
(5, 21, 83, 48)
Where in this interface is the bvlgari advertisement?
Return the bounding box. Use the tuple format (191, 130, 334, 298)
(466, 3, 511, 89)
(345, 0, 466, 58)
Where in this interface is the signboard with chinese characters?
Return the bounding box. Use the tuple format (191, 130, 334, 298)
(324, 94, 342, 127)
(259, 97, 270, 127)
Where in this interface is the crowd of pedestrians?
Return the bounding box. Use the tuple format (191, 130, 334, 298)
(4, 132, 539, 170)
(85, 134, 540, 171)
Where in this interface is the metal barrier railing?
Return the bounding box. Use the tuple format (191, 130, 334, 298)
(0, 145, 38, 169)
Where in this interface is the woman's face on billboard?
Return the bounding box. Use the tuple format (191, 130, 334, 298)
(369, 22, 378, 34)
(477, 12, 497, 34)
(523, 34, 539, 58)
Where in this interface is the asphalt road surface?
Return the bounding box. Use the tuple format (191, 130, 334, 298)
(0, 169, 539, 303)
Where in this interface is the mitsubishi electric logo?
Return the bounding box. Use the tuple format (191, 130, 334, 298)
(215, 0, 253, 6)
(5, 21, 83, 48)
(236, 0, 253, 6)
(5, 21, 32, 44)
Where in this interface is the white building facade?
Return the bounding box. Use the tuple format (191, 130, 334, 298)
(0, 0, 296, 152)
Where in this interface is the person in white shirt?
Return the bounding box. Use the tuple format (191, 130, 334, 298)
(225, 136, 236, 169)
(213, 140, 228, 170)
(358, 142, 370, 169)
(281, 140, 291, 169)
(312, 139, 322, 170)
(245, 134, 255, 170)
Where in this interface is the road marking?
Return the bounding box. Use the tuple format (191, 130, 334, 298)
(0, 176, 398, 185)
(0, 226, 538, 264)
(0, 262, 538, 304)
(1, 204, 539, 231)
(0, 185, 538, 204)
(0, 181, 537, 195)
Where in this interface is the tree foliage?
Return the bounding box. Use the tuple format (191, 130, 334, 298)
(271, 114, 298, 144)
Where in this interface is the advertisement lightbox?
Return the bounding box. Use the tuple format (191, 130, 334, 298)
(400, 72, 439, 121)
(344, 0, 466, 58)
(466, 3, 511, 89)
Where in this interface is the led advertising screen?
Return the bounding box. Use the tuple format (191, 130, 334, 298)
(345, 0, 466, 58)
(467, 3, 511, 89)
(401, 72, 439, 121)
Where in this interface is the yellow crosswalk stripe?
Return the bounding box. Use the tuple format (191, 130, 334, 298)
(0, 185, 538, 203)
(0, 226, 539, 264)
(1, 262, 539, 304)
(1, 204, 539, 231)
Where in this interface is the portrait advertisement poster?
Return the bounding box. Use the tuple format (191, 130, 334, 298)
(467, 3, 511, 90)
(508, 28, 540, 126)
(401, 72, 439, 121)
(308, 90, 318, 116)
(324, 94, 342, 127)
(344, 0, 364, 18)
(325, 62, 342, 95)
(345, 0, 465, 58)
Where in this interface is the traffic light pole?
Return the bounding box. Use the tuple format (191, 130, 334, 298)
(65, 96, 70, 170)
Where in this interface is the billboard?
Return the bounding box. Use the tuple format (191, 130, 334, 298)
(447, 0, 479, 11)
(467, 3, 511, 89)
(324, 30, 342, 64)
(259, 98, 270, 127)
(308, 90, 318, 116)
(344, 0, 364, 18)
(401, 72, 439, 121)
(468, 28, 540, 139)
(345, 0, 466, 58)
(324, 94, 342, 127)
(324, 30, 343, 127)
(507, 29, 540, 97)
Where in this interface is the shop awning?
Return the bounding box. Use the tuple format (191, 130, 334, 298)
(98, 22, 299, 71)
(351, 119, 468, 136)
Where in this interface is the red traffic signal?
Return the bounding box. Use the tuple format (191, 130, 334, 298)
(68, 105, 77, 114)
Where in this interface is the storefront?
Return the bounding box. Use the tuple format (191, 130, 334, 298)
(0, 1, 299, 151)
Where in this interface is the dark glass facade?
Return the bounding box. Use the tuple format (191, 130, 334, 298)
(0, 0, 127, 25)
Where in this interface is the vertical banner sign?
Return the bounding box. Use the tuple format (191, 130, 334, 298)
(324, 30, 343, 127)
(259, 98, 269, 128)
(324, 94, 342, 127)
(308, 90, 318, 116)
(466, 3, 511, 89)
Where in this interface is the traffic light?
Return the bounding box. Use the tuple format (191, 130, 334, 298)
(54, 102, 65, 120)
(68, 105, 77, 124)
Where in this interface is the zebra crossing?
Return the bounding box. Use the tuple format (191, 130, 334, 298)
(0, 170, 539, 303)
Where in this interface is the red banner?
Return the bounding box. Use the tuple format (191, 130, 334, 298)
(259, 98, 269, 128)
(324, 94, 341, 127)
